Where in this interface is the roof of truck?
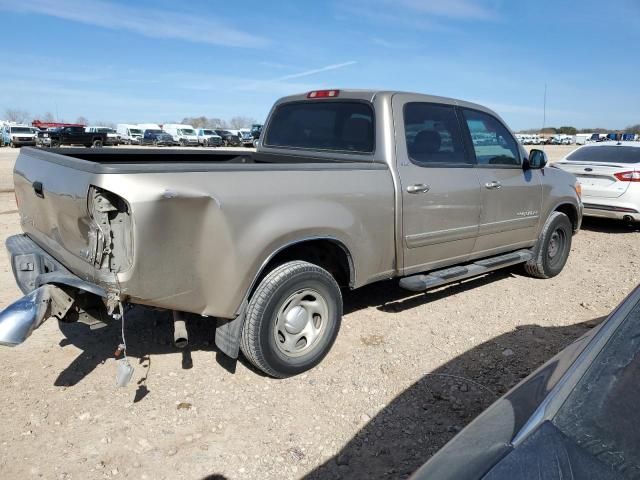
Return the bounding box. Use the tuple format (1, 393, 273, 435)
(274, 89, 501, 120)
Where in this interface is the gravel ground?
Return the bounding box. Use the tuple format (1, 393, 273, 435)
(0, 145, 638, 480)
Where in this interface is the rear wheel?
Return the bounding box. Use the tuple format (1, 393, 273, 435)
(240, 261, 342, 378)
(92, 139, 103, 148)
(524, 211, 572, 278)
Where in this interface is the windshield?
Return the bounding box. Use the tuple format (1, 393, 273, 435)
(95, 128, 114, 133)
(265, 101, 374, 153)
(178, 129, 195, 135)
(202, 130, 216, 135)
(10, 127, 32, 134)
(146, 129, 163, 134)
(554, 293, 640, 477)
(566, 146, 640, 164)
(129, 128, 142, 134)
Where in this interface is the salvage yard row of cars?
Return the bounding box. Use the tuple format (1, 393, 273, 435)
(0, 121, 263, 148)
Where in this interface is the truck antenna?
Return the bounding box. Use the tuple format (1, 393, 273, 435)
(541, 83, 547, 151)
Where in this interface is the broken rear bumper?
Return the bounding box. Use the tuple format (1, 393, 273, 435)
(6, 234, 106, 298)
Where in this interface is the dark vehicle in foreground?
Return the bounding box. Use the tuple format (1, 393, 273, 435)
(413, 284, 640, 480)
(139, 129, 177, 146)
(36, 126, 107, 148)
(214, 129, 240, 146)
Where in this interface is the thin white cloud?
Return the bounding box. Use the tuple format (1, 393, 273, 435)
(236, 61, 358, 92)
(275, 61, 357, 81)
(0, 0, 267, 48)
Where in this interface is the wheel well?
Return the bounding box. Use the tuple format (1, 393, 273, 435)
(253, 240, 353, 293)
(554, 203, 579, 231)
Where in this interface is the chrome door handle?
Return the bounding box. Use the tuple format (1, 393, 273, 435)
(407, 184, 430, 194)
(484, 181, 502, 190)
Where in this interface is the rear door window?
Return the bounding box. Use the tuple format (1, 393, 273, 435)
(403, 102, 471, 166)
(462, 109, 520, 166)
(265, 101, 374, 153)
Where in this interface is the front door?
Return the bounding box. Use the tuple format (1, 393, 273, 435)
(460, 108, 542, 254)
(393, 96, 482, 275)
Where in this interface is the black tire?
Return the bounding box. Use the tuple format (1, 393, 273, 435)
(524, 211, 572, 279)
(240, 261, 343, 378)
(9, 141, 16, 148)
(92, 139, 103, 148)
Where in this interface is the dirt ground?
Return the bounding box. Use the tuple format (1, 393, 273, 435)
(0, 145, 638, 480)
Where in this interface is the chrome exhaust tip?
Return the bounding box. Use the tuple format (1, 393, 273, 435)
(0, 287, 53, 346)
(173, 311, 189, 349)
(0, 285, 75, 347)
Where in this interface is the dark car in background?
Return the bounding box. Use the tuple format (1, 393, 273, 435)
(140, 129, 178, 146)
(412, 284, 640, 480)
(36, 126, 107, 148)
(213, 129, 240, 147)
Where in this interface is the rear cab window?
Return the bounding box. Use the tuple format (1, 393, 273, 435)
(264, 101, 374, 153)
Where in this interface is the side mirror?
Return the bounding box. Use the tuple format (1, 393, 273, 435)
(525, 149, 547, 170)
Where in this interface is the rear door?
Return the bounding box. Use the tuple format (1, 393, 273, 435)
(459, 108, 542, 254)
(393, 95, 482, 274)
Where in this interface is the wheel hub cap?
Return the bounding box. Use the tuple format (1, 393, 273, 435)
(284, 306, 307, 335)
(273, 289, 329, 357)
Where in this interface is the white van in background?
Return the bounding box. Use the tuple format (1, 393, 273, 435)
(162, 124, 199, 146)
(116, 124, 144, 145)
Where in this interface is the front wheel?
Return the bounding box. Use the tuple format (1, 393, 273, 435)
(524, 211, 572, 279)
(240, 261, 342, 378)
(92, 139, 103, 148)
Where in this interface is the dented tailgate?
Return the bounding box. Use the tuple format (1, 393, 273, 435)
(13, 148, 131, 284)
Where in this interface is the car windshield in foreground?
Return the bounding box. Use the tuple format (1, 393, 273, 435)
(265, 101, 374, 153)
(554, 293, 640, 477)
(146, 130, 162, 134)
(566, 146, 640, 164)
(202, 130, 215, 135)
(10, 127, 32, 133)
(179, 129, 195, 135)
(129, 129, 142, 134)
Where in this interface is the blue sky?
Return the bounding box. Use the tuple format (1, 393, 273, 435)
(0, 0, 638, 130)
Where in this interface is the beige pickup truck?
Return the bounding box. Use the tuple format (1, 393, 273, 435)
(0, 90, 582, 377)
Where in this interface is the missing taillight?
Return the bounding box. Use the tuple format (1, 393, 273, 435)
(87, 186, 133, 272)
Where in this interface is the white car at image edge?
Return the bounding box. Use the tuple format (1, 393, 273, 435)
(554, 141, 640, 223)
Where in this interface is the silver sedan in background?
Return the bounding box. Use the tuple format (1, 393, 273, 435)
(554, 142, 640, 223)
